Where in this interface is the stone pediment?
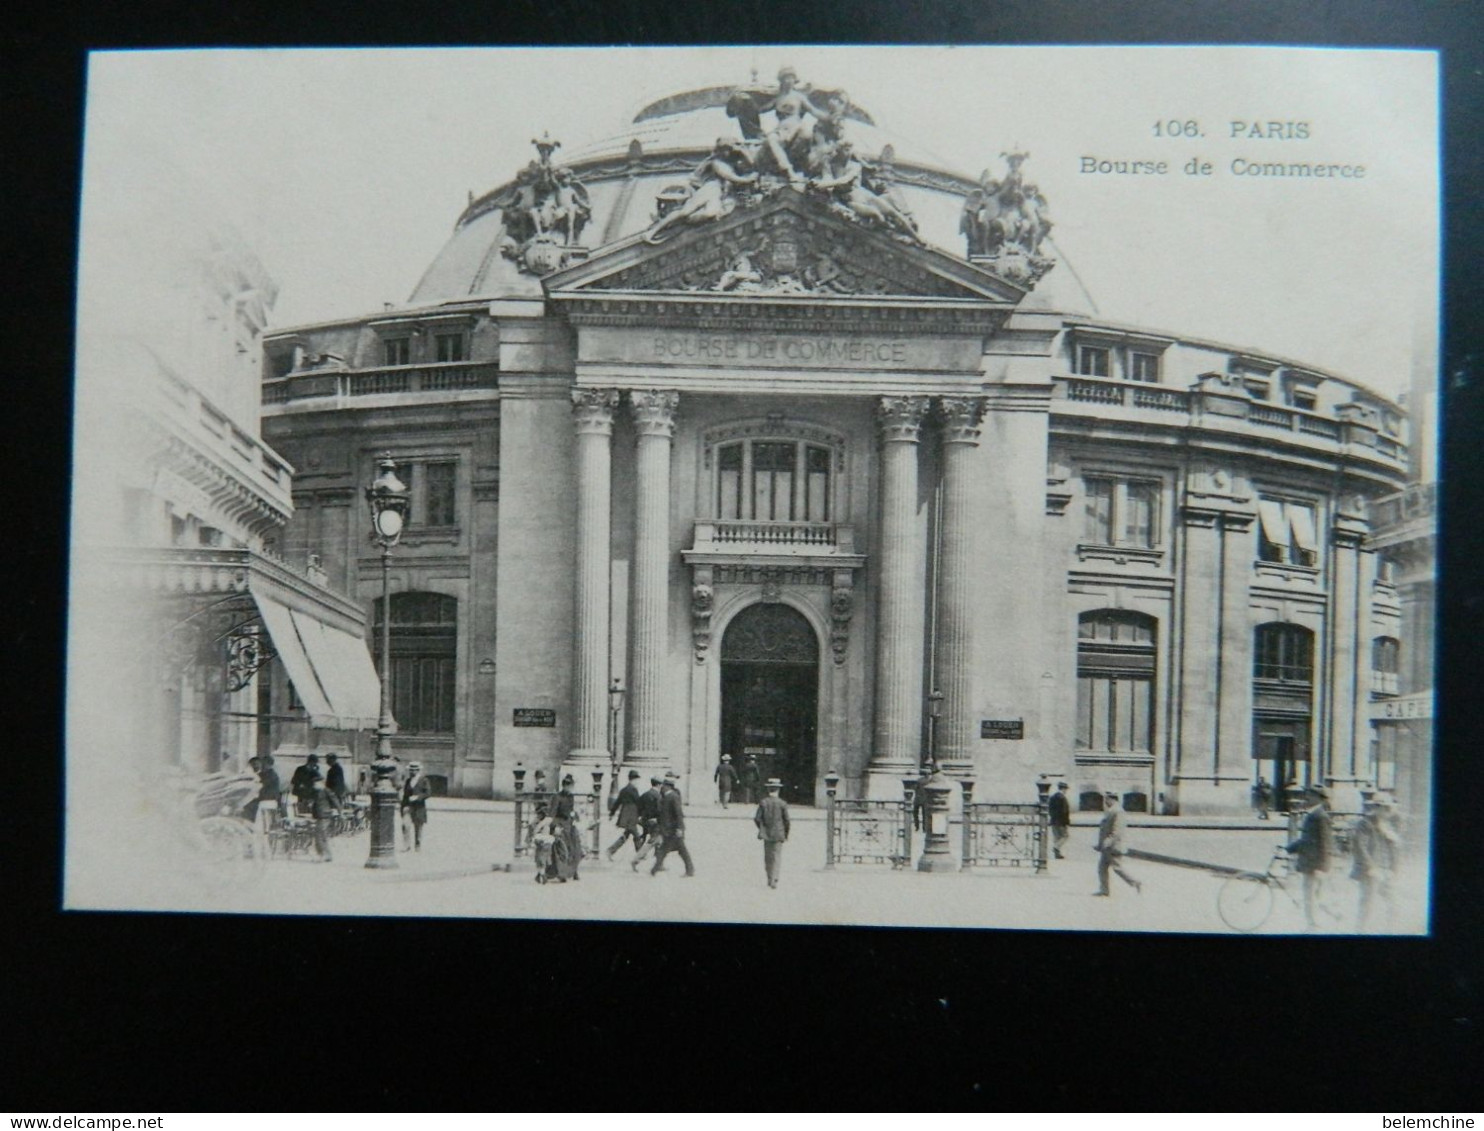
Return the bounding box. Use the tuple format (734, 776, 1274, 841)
(544, 190, 1025, 307)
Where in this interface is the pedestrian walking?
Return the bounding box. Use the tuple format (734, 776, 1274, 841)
(911, 762, 935, 833)
(1093, 789, 1142, 896)
(631, 775, 665, 871)
(1252, 776, 1272, 821)
(650, 772, 696, 877)
(1048, 781, 1071, 859)
(1351, 792, 1398, 932)
(400, 760, 432, 852)
(739, 754, 762, 805)
(290, 753, 320, 815)
(714, 754, 738, 808)
(754, 777, 790, 888)
(1285, 783, 1334, 930)
(528, 803, 556, 883)
(607, 769, 645, 861)
(309, 773, 340, 863)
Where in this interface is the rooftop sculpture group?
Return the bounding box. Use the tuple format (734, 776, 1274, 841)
(960, 150, 1056, 284)
(491, 133, 593, 275)
(646, 67, 922, 245)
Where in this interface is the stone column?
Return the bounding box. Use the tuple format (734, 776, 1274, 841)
(626, 390, 679, 766)
(1325, 499, 1371, 810)
(933, 395, 987, 774)
(867, 396, 930, 795)
(569, 388, 619, 761)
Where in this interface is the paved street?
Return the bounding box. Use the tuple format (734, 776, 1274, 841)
(87, 800, 1427, 934)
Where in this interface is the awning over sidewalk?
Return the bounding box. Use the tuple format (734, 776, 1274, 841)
(254, 592, 388, 732)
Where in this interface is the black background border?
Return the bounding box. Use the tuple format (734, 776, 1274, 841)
(11, 1, 1482, 1112)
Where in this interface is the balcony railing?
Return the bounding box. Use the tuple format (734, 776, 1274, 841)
(262, 362, 498, 406)
(1053, 375, 1404, 468)
(690, 520, 856, 556)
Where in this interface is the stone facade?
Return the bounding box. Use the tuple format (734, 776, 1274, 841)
(259, 81, 1416, 815)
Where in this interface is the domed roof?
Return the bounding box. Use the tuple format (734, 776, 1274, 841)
(407, 81, 1096, 318)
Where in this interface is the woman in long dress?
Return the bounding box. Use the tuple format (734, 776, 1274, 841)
(546, 774, 585, 883)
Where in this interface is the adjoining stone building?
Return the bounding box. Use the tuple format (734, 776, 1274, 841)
(259, 75, 1418, 815)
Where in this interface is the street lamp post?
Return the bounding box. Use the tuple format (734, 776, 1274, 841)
(607, 678, 625, 807)
(364, 454, 410, 870)
(925, 688, 944, 767)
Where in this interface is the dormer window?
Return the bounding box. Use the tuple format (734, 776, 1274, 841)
(1129, 351, 1160, 383)
(384, 337, 411, 367)
(1077, 345, 1111, 377)
(434, 332, 467, 363)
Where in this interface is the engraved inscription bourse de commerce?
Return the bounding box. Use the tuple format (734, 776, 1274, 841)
(252, 73, 1430, 826)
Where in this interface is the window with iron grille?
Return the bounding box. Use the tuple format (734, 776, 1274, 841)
(373, 592, 457, 734)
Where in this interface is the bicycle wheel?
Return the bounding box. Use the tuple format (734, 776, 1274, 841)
(1217, 875, 1274, 932)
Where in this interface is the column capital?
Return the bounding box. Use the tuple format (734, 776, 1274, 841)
(628, 389, 680, 439)
(876, 395, 931, 443)
(571, 388, 620, 435)
(937, 395, 987, 445)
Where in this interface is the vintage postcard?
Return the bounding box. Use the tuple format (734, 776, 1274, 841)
(66, 46, 1438, 933)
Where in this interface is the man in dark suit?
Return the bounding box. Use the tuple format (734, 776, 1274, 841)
(308, 772, 341, 863)
(631, 775, 666, 872)
(650, 772, 696, 877)
(714, 754, 739, 808)
(290, 753, 320, 815)
(1048, 781, 1071, 859)
(1286, 783, 1334, 929)
(739, 754, 763, 804)
(754, 777, 791, 889)
(1094, 789, 1142, 896)
(606, 769, 644, 862)
(324, 753, 348, 804)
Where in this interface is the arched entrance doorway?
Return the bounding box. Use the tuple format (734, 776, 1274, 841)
(720, 603, 819, 806)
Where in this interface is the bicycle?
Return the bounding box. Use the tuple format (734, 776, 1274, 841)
(1216, 847, 1345, 933)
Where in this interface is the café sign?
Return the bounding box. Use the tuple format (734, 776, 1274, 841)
(1367, 691, 1432, 721)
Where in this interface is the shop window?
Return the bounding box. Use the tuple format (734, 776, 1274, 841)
(434, 332, 467, 363)
(1075, 610, 1156, 755)
(1371, 636, 1400, 697)
(374, 592, 457, 735)
(715, 439, 832, 522)
(1076, 345, 1110, 377)
(1256, 497, 1319, 567)
(1083, 476, 1160, 548)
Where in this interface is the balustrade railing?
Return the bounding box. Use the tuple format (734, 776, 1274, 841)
(712, 520, 836, 547)
(262, 362, 498, 406)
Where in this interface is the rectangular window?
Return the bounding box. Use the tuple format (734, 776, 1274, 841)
(1129, 352, 1160, 382)
(752, 442, 796, 521)
(1083, 476, 1159, 548)
(384, 338, 411, 367)
(391, 655, 456, 734)
(717, 445, 742, 520)
(1077, 345, 1110, 377)
(1257, 497, 1318, 566)
(434, 332, 467, 363)
(1075, 674, 1153, 753)
(1243, 378, 1271, 401)
(423, 462, 456, 527)
(1084, 477, 1114, 543)
(1291, 389, 1318, 411)
(806, 446, 831, 522)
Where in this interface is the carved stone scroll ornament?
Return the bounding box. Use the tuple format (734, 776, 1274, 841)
(959, 150, 1056, 286)
(494, 133, 593, 275)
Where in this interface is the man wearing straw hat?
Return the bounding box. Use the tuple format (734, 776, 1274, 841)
(754, 777, 791, 889)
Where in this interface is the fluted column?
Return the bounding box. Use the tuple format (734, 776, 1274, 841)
(626, 389, 679, 764)
(933, 396, 987, 772)
(570, 388, 619, 759)
(869, 396, 931, 790)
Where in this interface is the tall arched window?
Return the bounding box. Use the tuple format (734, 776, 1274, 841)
(715, 438, 833, 522)
(1371, 635, 1400, 697)
(1252, 622, 1315, 801)
(373, 592, 457, 734)
(1075, 610, 1156, 754)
